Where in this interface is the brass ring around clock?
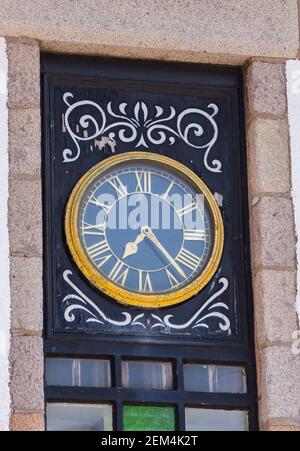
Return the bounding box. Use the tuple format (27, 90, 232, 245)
(65, 152, 224, 309)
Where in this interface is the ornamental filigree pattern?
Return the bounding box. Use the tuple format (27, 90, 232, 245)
(62, 270, 145, 328)
(150, 278, 230, 331)
(62, 270, 230, 334)
(62, 93, 221, 172)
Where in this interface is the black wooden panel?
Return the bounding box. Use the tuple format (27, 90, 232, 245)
(42, 55, 252, 347)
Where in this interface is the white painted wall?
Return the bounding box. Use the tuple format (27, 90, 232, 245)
(0, 37, 10, 431)
(286, 60, 300, 319)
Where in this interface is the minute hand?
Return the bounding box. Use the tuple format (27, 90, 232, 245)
(144, 228, 186, 278)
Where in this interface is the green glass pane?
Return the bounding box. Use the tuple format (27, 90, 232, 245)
(123, 405, 176, 431)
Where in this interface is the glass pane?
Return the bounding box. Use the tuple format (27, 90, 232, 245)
(183, 364, 246, 393)
(124, 405, 176, 431)
(46, 358, 111, 387)
(183, 364, 209, 392)
(185, 408, 248, 431)
(46, 403, 113, 431)
(122, 360, 173, 390)
(216, 365, 246, 393)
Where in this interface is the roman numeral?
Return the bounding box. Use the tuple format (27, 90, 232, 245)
(109, 260, 129, 285)
(108, 176, 127, 197)
(87, 240, 110, 259)
(177, 203, 197, 218)
(88, 196, 110, 212)
(81, 223, 105, 236)
(165, 268, 180, 288)
(184, 229, 206, 240)
(161, 181, 174, 199)
(135, 171, 152, 193)
(138, 271, 153, 292)
(176, 248, 201, 271)
(95, 253, 112, 268)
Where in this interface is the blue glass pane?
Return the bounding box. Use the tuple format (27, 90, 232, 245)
(122, 360, 173, 389)
(46, 358, 111, 387)
(184, 364, 246, 393)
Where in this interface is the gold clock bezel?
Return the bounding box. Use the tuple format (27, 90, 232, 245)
(65, 152, 224, 309)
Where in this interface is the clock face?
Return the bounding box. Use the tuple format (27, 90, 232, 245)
(65, 153, 223, 308)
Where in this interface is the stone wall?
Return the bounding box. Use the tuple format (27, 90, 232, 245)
(6, 38, 44, 431)
(0, 1, 298, 62)
(246, 62, 300, 430)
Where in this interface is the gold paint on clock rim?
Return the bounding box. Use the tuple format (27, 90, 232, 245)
(65, 152, 224, 309)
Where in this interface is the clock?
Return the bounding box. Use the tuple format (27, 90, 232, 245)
(65, 152, 223, 308)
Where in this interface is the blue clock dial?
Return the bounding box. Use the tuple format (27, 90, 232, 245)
(77, 160, 213, 296)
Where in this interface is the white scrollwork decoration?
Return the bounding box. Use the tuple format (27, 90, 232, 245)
(150, 277, 230, 332)
(62, 93, 220, 172)
(62, 269, 146, 328)
(62, 270, 230, 334)
(63, 93, 107, 163)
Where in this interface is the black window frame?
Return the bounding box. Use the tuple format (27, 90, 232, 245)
(45, 341, 257, 431)
(42, 54, 258, 431)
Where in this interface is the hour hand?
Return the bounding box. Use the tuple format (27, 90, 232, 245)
(122, 232, 145, 259)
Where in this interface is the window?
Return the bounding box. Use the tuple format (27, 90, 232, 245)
(122, 360, 173, 390)
(185, 408, 248, 432)
(124, 405, 176, 432)
(47, 403, 113, 431)
(46, 358, 111, 388)
(45, 344, 256, 431)
(43, 55, 258, 431)
(183, 364, 247, 393)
